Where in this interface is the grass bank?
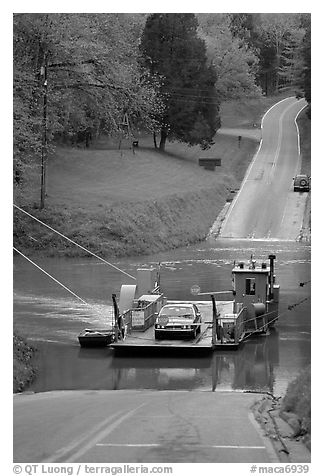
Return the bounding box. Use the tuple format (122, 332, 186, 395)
(13, 332, 36, 393)
(297, 106, 311, 176)
(220, 92, 294, 128)
(280, 365, 311, 450)
(14, 92, 291, 259)
(296, 105, 311, 240)
(14, 134, 257, 258)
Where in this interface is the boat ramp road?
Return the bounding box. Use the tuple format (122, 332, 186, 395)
(14, 390, 279, 463)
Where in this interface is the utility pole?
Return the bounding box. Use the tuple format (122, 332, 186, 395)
(40, 52, 48, 209)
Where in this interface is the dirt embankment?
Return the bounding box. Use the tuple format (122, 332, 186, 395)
(297, 107, 311, 242)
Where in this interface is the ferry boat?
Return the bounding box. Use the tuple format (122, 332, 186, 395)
(78, 254, 279, 352)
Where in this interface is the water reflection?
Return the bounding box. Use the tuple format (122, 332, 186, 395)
(231, 331, 279, 393)
(110, 330, 279, 393)
(29, 329, 280, 393)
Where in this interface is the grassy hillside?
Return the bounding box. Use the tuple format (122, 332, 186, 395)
(296, 106, 311, 239)
(14, 93, 293, 258)
(19, 133, 257, 209)
(297, 106, 311, 176)
(14, 133, 258, 257)
(220, 94, 291, 128)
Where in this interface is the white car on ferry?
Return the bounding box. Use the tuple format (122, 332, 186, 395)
(154, 303, 202, 340)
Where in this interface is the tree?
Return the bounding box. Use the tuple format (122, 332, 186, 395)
(256, 14, 304, 93)
(300, 17, 311, 105)
(197, 14, 261, 101)
(229, 13, 260, 47)
(229, 13, 309, 96)
(13, 13, 161, 205)
(139, 13, 220, 151)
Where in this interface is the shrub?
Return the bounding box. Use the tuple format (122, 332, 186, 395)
(13, 332, 36, 393)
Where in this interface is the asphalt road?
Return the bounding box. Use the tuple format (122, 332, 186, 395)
(13, 390, 278, 463)
(220, 97, 308, 240)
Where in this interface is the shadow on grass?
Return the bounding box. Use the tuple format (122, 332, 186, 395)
(91, 138, 199, 164)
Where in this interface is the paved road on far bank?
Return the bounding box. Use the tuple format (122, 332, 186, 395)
(14, 390, 278, 463)
(219, 97, 308, 240)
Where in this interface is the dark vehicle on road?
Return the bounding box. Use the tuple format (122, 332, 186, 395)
(154, 303, 202, 340)
(293, 174, 310, 192)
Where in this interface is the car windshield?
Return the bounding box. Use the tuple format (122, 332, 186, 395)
(160, 306, 194, 318)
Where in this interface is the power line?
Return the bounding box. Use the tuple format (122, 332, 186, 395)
(163, 97, 218, 105)
(164, 92, 218, 99)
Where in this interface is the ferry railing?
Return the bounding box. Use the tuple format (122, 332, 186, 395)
(234, 307, 247, 343)
(240, 308, 279, 339)
(123, 300, 158, 333)
(123, 309, 132, 332)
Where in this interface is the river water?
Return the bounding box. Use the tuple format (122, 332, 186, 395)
(13, 238, 311, 396)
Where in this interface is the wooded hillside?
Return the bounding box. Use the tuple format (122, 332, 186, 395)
(13, 13, 311, 209)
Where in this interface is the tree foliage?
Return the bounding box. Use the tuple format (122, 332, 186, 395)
(197, 14, 262, 101)
(139, 13, 220, 150)
(256, 14, 305, 93)
(13, 12, 311, 195)
(13, 13, 161, 186)
(299, 16, 311, 105)
(229, 13, 310, 97)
